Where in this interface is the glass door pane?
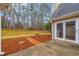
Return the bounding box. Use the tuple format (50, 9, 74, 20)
(57, 23, 63, 38)
(66, 21, 75, 41)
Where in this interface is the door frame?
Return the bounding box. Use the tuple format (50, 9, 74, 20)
(54, 18, 78, 43)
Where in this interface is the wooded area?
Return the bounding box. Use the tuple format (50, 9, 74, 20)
(1, 3, 53, 31)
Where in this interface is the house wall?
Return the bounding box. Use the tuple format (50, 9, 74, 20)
(52, 17, 79, 44)
(52, 22, 57, 39)
(75, 17, 79, 43)
(51, 22, 54, 39)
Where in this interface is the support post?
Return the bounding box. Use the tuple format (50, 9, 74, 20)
(0, 11, 4, 55)
(76, 18, 79, 44)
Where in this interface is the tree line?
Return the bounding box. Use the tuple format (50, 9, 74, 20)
(1, 3, 53, 30)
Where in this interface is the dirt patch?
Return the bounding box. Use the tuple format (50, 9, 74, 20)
(2, 35, 51, 55)
(2, 37, 33, 55)
(31, 35, 51, 42)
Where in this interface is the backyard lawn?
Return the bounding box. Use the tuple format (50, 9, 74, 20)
(2, 29, 51, 39)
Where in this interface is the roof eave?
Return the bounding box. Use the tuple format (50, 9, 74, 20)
(52, 11, 79, 22)
(0, 3, 10, 10)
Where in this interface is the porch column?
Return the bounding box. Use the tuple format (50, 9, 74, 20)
(0, 11, 4, 55)
(76, 17, 79, 44)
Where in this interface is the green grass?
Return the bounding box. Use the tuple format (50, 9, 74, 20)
(2, 29, 51, 39)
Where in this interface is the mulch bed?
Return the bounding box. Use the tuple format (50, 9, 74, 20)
(2, 35, 51, 55)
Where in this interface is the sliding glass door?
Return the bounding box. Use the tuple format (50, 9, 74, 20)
(66, 21, 75, 41)
(55, 20, 76, 41)
(57, 23, 63, 38)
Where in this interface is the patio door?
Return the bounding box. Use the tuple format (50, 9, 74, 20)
(65, 21, 76, 41)
(55, 20, 77, 42)
(56, 23, 63, 38)
(55, 22, 64, 39)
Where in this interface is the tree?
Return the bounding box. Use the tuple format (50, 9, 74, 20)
(43, 21, 51, 31)
(1, 3, 54, 30)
